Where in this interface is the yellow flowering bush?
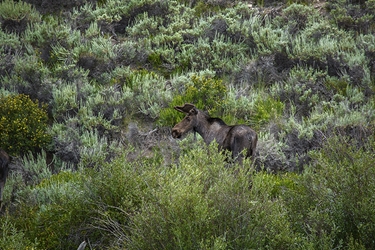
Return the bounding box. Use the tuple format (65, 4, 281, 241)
(0, 94, 51, 155)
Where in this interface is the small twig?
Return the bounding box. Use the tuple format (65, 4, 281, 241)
(77, 241, 87, 250)
(141, 128, 158, 137)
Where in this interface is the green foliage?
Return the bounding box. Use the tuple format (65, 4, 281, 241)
(4, 137, 375, 249)
(121, 70, 172, 119)
(0, 216, 37, 250)
(276, 4, 319, 35)
(0, 0, 39, 21)
(0, 94, 51, 155)
(1, 53, 54, 107)
(157, 97, 186, 126)
(273, 67, 327, 118)
(1, 0, 375, 249)
(221, 92, 251, 125)
(327, 0, 375, 33)
(185, 75, 227, 113)
(178, 35, 248, 73)
(21, 151, 53, 185)
(128, 145, 225, 249)
(251, 95, 284, 129)
(15, 169, 92, 250)
(193, 0, 227, 16)
(51, 82, 79, 118)
(325, 75, 349, 96)
(158, 75, 227, 126)
(288, 29, 355, 62)
(0, 30, 21, 49)
(284, 137, 375, 249)
(223, 89, 284, 129)
(23, 15, 73, 48)
(107, 142, 294, 249)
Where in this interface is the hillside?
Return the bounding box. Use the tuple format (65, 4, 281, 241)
(0, 0, 375, 249)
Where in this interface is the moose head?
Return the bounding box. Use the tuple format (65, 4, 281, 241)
(171, 103, 199, 139)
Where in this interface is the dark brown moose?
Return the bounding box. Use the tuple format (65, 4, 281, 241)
(0, 148, 10, 208)
(172, 103, 257, 163)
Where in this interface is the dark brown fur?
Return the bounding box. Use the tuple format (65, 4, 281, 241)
(0, 148, 10, 207)
(172, 103, 257, 163)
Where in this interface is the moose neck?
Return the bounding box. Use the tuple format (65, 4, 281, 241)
(194, 111, 229, 145)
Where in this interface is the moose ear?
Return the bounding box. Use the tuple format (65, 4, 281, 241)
(189, 107, 198, 115)
(174, 103, 196, 113)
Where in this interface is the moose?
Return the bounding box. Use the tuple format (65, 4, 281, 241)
(0, 148, 10, 209)
(172, 103, 257, 163)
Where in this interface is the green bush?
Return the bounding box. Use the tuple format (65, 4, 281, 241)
(5, 137, 375, 249)
(325, 75, 349, 96)
(220, 89, 254, 125)
(117, 142, 298, 249)
(251, 95, 284, 129)
(0, 94, 51, 155)
(276, 4, 319, 36)
(90, 153, 162, 248)
(12, 169, 93, 250)
(284, 137, 375, 249)
(21, 151, 53, 185)
(327, 0, 375, 34)
(50, 80, 126, 167)
(121, 70, 172, 119)
(223, 89, 284, 129)
(177, 35, 248, 73)
(0, 30, 21, 50)
(158, 75, 227, 126)
(1, 52, 54, 105)
(0, 0, 39, 22)
(274, 67, 328, 118)
(0, 216, 37, 250)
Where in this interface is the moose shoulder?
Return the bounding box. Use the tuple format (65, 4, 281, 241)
(172, 103, 257, 163)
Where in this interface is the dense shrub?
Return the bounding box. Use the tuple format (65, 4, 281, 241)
(0, 216, 37, 249)
(232, 55, 286, 88)
(10, 169, 94, 250)
(1, 52, 54, 105)
(23, 0, 97, 15)
(0, 94, 51, 155)
(121, 70, 173, 119)
(274, 67, 329, 118)
(158, 75, 227, 126)
(327, 0, 375, 34)
(1, 0, 375, 248)
(0, 0, 40, 34)
(4, 135, 375, 249)
(276, 4, 320, 36)
(177, 35, 248, 74)
(284, 137, 375, 249)
(251, 95, 284, 129)
(93, 142, 299, 249)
